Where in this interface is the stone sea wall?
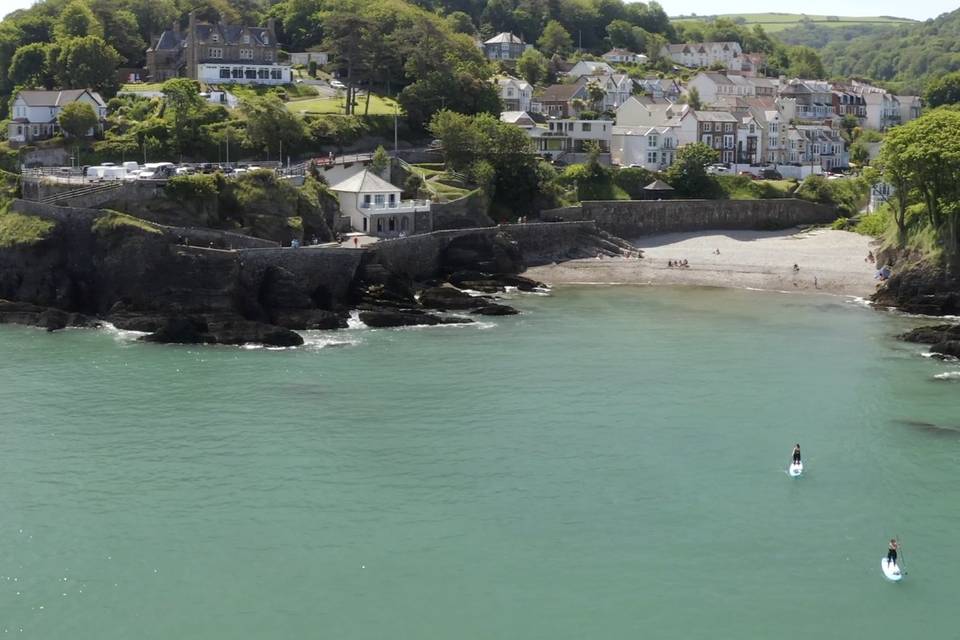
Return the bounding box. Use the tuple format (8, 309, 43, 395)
(544, 199, 836, 238)
(371, 221, 600, 280)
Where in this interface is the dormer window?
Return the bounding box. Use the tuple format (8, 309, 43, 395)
(243, 34, 250, 44)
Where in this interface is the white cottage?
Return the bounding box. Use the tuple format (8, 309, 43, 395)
(329, 169, 430, 237)
(7, 89, 107, 144)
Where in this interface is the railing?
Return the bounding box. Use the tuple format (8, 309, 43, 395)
(38, 180, 123, 205)
(361, 199, 430, 211)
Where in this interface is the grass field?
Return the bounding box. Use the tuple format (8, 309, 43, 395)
(120, 83, 166, 92)
(671, 13, 915, 32)
(286, 94, 399, 115)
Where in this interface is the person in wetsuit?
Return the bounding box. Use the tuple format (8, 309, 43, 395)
(792, 444, 801, 466)
(887, 539, 898, 566)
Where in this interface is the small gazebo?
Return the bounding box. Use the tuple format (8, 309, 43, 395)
(643, 179, 675, 200)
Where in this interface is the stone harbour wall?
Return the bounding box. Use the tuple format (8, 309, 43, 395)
(543, 199, 836, 238)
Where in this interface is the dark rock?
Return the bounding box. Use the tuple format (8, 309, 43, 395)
(897, 325, 960, 344)
(437, 316, 475, 324)
(271, 308, 347, 330)
(456, 281, 505, 293)
(439, 232, 523, 275)
(448, 270, 490, 287)
(359, 309, 442, 328)
(418, 286, 487, 310)
(109, 314, 166, 333)
(38, 308, 69, 331)
(0, 300, 96, 330)
(142, 316, 208, 344)
(471, 303, 519, 316)
(931, 341, 960, 359)
(493, 274, 547, 291)
(873, 265, 960, 316)
(206, 318, 304, 347)
(258, 266, 313, 309)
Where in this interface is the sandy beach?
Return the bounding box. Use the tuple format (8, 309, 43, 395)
(526, 228, 880, 297)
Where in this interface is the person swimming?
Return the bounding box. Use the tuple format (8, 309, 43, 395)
(792, 444, 801, 466)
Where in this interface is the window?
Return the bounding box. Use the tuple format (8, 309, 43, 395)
(703, 134, 712, 147)
(507, 88, 514, 97)
(749, 125, 755, 134)
(363, 195, 371, 208)
(220, 67, 231, 79)
(724, 123, 733, 132)
(375, 194, 385, 207)
(647, 151, 658, 164)
(582, 123, 592, 132)
(649, 135, 658, 147)
(723, 135, 734, 149)
(211, 33, 219, 43)
(240, 49, 253, 60)
(263, 35, 269, 45)
(258, 68, 269, 79)
(703, 122, 712, 132)
(245, 68, 256, 79)
(232, 67, 243, 78)
(209, 48, 223, 59)
(270, 69, 282, 80)
(243, 35, 250, 44)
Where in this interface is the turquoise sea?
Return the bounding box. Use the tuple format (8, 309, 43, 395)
(1, 286, 958, 638)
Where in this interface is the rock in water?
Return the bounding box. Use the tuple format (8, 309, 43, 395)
(418, 287, 487, 310)
(931, 340, 960, 359)
(358, 310, 442, 328)
(142, 316, 208, 344)
(471, 304, 519, 316)
(205, 319, 304, 347)
(898, 325, 960, 344)
(271, 309, 347, 330)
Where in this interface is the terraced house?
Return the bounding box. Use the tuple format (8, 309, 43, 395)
(146, 12, 290, 85)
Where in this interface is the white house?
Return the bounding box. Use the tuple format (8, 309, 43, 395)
(615, 96, 684, 128)
(565, 60, 615, 78)
(661, 41, 743, 70)
(525, 119, 613, 160)
(497, 76, 533, 112)
(687, 72, 757, 105)
(7, 89, 107, 144)
(602, 48, 647, 65)
(500, 111, 537, 128)
(593, 74, 634, 111)
(611, 125, 678, 170)
(328, 169, 430, 237)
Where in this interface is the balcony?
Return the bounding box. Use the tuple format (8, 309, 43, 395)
(361, 199, 431, 213)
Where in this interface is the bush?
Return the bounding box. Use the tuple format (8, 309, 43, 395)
(853, 209, 889, 236)
(165, 173, 222, 201)
(613, 166, 655, 199)
(795, 175, 869, 216)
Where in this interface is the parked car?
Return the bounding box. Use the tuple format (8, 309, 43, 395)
(760, 169, 783, 180)
(706, 164, 729, 175)
(428, 139, 443, 149)
(330, 79, 345, 90)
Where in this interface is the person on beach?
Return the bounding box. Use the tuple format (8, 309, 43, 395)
(668, 260, 674, 267)
(886, 539, 898, 566)
(353, 237, 358, 248)
(867, 251, 875, 263)
(793, 263, 800, 273)
(792, 444, 801, 466)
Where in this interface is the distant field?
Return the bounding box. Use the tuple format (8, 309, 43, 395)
(671, 13, 916, 32)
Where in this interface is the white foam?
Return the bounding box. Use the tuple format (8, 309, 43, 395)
(933, 371, 960, 380)
(346, 310, 366, 330)
(299, 331, 362, 350)
(100, 322, 149, 343)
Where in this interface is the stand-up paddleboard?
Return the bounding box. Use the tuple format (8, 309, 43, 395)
(881, 558, 903, 581)
(789, 461, 803, 477)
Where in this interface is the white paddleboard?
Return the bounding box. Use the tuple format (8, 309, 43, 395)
(881, 558, 903, 581)
(789, 461, 803, 477)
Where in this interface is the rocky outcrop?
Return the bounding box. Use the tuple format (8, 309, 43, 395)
(418, 286, 488, 310)
(447, 271, 546, 293)
(897, 325, 960, 344)
(471, 303, 519, 316)
(873, 264, 960, 316)
(931, 341, 960, 359)
(0, 300, 98, 331)
(439, 232, 524, 275)
(141, 315, 304, 347)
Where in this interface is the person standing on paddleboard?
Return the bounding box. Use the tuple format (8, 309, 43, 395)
(886, 539, 898, 566)
(792, 444, 801, 466)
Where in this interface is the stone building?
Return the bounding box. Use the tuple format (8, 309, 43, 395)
(146, 12, 291, 85)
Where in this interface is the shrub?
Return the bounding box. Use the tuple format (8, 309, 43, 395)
(613, 167, 655, 199)
(165, 173, 222, 201)
(0, 205, 55, 247)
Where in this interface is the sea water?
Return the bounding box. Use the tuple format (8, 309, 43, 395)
(1, 286, 958, 638)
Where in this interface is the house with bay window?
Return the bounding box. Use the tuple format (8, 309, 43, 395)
(7, 89, 107, 144)
(329, 169, 430, 238)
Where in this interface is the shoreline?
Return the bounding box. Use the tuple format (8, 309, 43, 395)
(526, 228, 880, 298)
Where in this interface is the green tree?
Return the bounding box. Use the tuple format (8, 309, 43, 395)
(162, 78, 205, 155)
(96, 8, 146, 67)
(53, 36, 122, 95)
(606, 19, 637, 50)
(446, 11, 476, 35)
(686, 87, 702, 110)
(516, 48, 548, 86)
(537, 20, 572, 57)
(8, 42, 50, 88)
(241, 95, 308, 159)
(586, 81, 605, 110)
(321, 12, 375, 116)
(924, 71, 960, 108)
(126, 0, 179, 49)
(664, 142, 719, 197)
(371, 145, 390, 174)
(399, 69, 501, 129)
(849, 140, 870, 166)
(787, 46, 825, 79)
(58, 101, 99, 138)
(54, 0, 104, 40)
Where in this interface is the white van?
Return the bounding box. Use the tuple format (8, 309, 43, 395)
(138, 162, 175, 179)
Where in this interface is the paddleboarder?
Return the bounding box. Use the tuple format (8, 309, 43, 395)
(792, 444, 802, 467)
(886, 539, 899, 567)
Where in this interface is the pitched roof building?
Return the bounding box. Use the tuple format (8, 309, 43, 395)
(146, 11, 290, 85)
(7, 89, 107, 144)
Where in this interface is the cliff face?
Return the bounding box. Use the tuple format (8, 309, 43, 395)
(872, 263, 960, 316)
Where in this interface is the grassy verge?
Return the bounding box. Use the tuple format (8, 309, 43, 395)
(287, 94, 399, 115)
(93, 210, 162, 235)
(0, 205, 55, 247)
(120, 83, 166, 92)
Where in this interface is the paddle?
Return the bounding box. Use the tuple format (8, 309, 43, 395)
(897, 537, 907, 575)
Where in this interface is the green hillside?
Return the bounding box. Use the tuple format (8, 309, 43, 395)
(671, 13, 916, 33)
